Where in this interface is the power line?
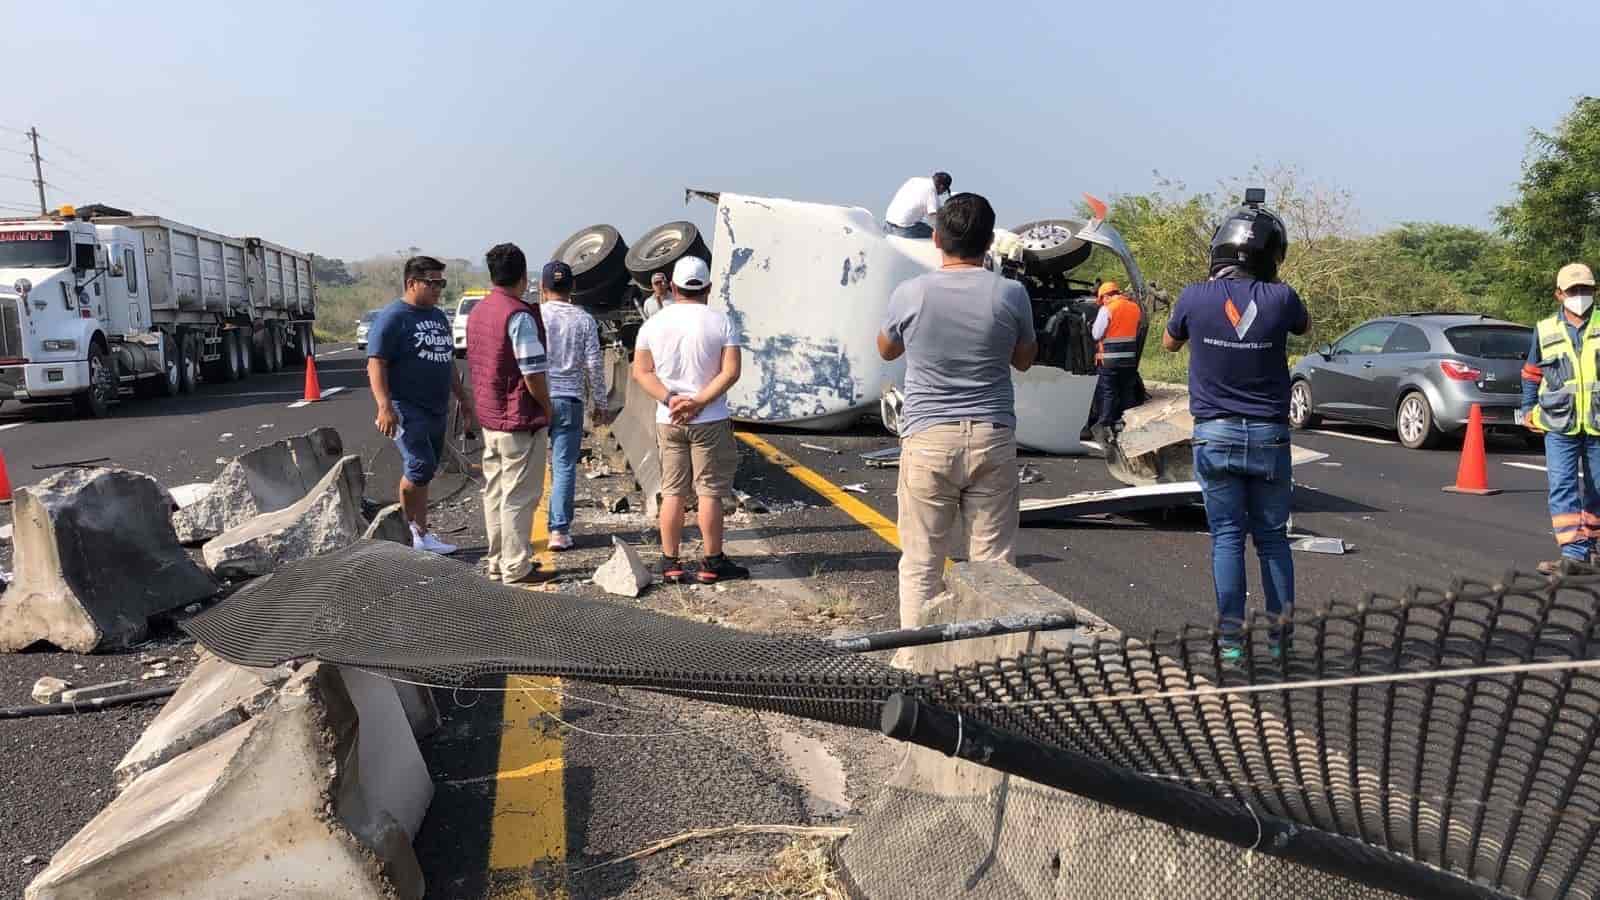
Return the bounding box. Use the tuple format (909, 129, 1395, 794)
(37, 133, 181, 210)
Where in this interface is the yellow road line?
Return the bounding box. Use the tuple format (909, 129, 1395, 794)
(487, 466, 565, 898)
(736, 432, 902, 549)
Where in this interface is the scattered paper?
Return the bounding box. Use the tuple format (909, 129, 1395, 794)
(841, 483, 869, 494)
(218, 433, 234, 441)
(1018, 463, 1045, 484)
(801, 442, 840, 454)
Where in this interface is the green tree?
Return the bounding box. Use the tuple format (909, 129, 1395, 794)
(1496, 95, 1600, 309)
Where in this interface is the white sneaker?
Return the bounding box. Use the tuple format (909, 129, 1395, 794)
(548, 531, 573, 552)
(411, 526, 458, 555)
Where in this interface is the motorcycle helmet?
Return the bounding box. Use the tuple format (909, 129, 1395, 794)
(1209, 188, 1288, 280)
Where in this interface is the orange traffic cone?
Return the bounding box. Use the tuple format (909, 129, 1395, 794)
(302, 353, 323, 402)
(1443, 404, 1500, 496)
(0, 449, 12, 503)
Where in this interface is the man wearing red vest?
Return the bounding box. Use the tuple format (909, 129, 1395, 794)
(1089, 281, 1143, 444)
(466, 245, 553, 585)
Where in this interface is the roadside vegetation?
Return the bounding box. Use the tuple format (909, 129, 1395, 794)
(1093, 96, 1600, 382)
(311, 251, 489, 341)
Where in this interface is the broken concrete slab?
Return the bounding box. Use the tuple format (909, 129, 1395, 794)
(202, 455, 366, 580)
(0, 468, 218, 653)
(31, 676, 70, 704)
(172, 426, 345, 544)
(165, 483, 212, 511)
(112, 653, 286, 790)
(338, 667, 434, 839)
(27, 662, 428, 900)
(391, 680, 441, 741)
(361, 502, 412, 546)
(60, 680, 134, 703)
(592, 536, 652, 597)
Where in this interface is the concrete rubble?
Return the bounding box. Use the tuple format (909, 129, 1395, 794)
(592, 536, 653, 598)
(202, 455, 367, 579)
(361, 502, 412, 546)
(59, 680, 134, 704)
(27, 661, 435, 900)
(172, 426, 345, 544)
(0, 468, 218, 653)
(31, 676, 71, 704)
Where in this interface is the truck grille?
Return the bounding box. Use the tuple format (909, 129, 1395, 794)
(0, 297, 22, 361)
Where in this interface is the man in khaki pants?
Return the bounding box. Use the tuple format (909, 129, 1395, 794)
(465, 245, 553, 584)
(876, 192, 1038, 627)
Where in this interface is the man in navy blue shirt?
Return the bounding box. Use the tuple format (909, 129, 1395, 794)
(1163, 191, 1309, 663)
(367, 255, 476, 554)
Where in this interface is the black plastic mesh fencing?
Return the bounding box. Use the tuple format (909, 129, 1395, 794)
(184, 540, 1600, 899)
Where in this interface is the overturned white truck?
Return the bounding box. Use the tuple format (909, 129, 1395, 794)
(684, 189, 1148, 455)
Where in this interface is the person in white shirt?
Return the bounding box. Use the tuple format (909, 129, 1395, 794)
(631, 256, 749, 585)
(540, 269, 612, 551)
(641, 271, 671, 318)
(883, 171, 952, 239)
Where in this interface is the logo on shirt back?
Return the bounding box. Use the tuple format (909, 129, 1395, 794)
(1223, 297, 1258, 340)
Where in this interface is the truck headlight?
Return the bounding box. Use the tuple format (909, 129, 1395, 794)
(42, 339, 77, 352)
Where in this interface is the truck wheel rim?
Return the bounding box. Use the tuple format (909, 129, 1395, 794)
(166, 341, 179, 389)
(1400, 397, 1425, 442)
(91, 356, 113, 406)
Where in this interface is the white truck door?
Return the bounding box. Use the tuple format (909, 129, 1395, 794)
(101, 241, 130, 332)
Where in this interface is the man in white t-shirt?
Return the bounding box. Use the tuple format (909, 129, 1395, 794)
(884, 171, 952, 239)
(641, 271, 671, 318)
(631, 256, 749, 585)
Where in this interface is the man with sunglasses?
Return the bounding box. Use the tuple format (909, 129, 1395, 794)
(367, 255, 476, 554)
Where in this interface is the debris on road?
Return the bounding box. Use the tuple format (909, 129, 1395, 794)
(175, 427, 346, 544)
(860, 447, 901, 468)
(32, 677, 72, 704)
(59, 680, 135, 704)
(361, 503, 411, 546)
(800, 442, 840, 455)
(734, 490, 768, 514)
(30, 457, 111, 471)
(202, 455, 367, 579)
(593, 537, 653, 598)
(607, 495, 631, 514)
(218, 433, 234, 441)
(1290, 535, 1352, 555)
(0, 468, 218, 654)
(840, 483, 869, 494)
(1018, 463, 1046, 484)
(166, 482, 212, 510)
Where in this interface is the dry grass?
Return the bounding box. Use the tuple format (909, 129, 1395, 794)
(691, 839, 848, 900)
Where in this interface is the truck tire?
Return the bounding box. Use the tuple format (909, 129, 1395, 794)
(154, 331, 180, 397)
(301, 326, 316, 361)
(73, 343, 116, 418)
(552, 224, 628, 291)
(625, 221, 710, 289)
(283, 323, 306, 365)
(266, 323, 284, 372)
(236, 328, 253, 380)
(572, 267, 632, 310)
(222, 331, 244, 381)
(1011, 219, 1093, 275)
(179, 332, 200, 393)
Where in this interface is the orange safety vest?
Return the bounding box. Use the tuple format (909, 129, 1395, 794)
(1096, 295, 1142, 368)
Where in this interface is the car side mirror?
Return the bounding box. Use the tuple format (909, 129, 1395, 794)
(1318, 344, 1334, 360)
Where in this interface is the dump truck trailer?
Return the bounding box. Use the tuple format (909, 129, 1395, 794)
(0, 205, 317, 417)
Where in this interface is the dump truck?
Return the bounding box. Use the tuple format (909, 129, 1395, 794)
(0, 204, 317, 417)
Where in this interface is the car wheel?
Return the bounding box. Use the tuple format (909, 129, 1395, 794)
(1289, 380, 1321, 429)
(73, 343, 116, 418)
(625, 221, 711, 289)
(1396, 391, 1439, 449)
(1010, 219, 1093, 275)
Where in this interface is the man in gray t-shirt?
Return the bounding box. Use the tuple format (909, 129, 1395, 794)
(876, 192, 1038, 629)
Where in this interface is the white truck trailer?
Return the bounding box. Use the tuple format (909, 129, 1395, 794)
(0, 204, 317, 417)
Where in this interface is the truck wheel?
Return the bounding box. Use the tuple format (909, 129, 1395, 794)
(1011, 219, 1093, 275)
(552, 224, 628, 290)
(179, 333, 200, 393)
(625, 221, 710, 288)
(73, 343, 116, 418)
(236, 328, 253, 380)
(264, 323, 281, 372)
(222, 332, 244, 381)
(282, 323, 304, 365)
(154, 332, 180, 397)
(301, 326, 316, 361)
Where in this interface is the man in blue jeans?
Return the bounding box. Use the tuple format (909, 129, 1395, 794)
(1163, 189, 1309, 662)
(367, 256, 477, 554)
(537, 261, 611, 550)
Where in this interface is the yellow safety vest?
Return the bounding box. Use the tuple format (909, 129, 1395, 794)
(1532, 313, 1600, 436)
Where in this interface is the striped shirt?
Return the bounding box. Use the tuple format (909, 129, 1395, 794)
(540, 300, 608, 409)
(507, 311, 548, 376)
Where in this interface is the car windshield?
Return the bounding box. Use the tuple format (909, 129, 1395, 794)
(1445, 325, 1532, 360)
(459, 296, 482, 316)
(0, 230, 71, 269)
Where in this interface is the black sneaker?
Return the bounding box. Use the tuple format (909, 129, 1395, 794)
(698, 554, 750, 584)
(660, 555, 687, 584)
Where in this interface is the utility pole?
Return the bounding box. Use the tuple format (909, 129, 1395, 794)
(26, 127, 45, 215)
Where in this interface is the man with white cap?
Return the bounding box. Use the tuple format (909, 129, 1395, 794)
(1522, 262, 1600, 573)
(641, 271, 672, 319)
(631, 256, 749, 585)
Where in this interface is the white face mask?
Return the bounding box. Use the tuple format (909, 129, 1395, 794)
(1565, 292, 1595, 315)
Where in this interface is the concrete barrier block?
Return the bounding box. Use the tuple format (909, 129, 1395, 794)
(361, 503, 412, 546)
(391, 680, 442, 740)
(609, 358, 663, 518)
(0, 468, 218, 653)
(27, 662, 428, 900)
(173, 427, 345, 544)
(112, 653, 285, 790)
(202, 455, 367, 579)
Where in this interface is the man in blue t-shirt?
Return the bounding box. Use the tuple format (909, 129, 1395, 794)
(1163, 192, 1309, 663)
(366, 255, 477, 554)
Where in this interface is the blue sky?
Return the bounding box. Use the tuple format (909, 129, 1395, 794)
(1, 0, 1588, 263)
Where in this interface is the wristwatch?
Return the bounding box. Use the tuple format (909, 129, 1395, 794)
(664, 391, 679, 406)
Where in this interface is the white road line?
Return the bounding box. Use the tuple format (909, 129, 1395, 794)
(1503, 461, 1547, 473)
(0, 422, 27, 433)
(287, 385, 349, 408)
(317, 348, 354, 358)
(1305, 428, 1396, 446)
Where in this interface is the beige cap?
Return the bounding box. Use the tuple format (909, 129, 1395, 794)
(1558, 262, 1595, 291)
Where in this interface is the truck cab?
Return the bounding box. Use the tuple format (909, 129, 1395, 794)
(0, 210, 157, 415)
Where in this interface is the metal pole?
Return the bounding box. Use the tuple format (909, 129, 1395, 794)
(827, 613, 1079, 654)
(878, 693, 1512, 900)
(27, 127, 45, 214)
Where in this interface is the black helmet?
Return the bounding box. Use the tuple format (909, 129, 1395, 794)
(1209, 189, 1288, 280)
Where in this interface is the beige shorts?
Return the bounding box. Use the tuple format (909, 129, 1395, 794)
(657, 419, 738, 499)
